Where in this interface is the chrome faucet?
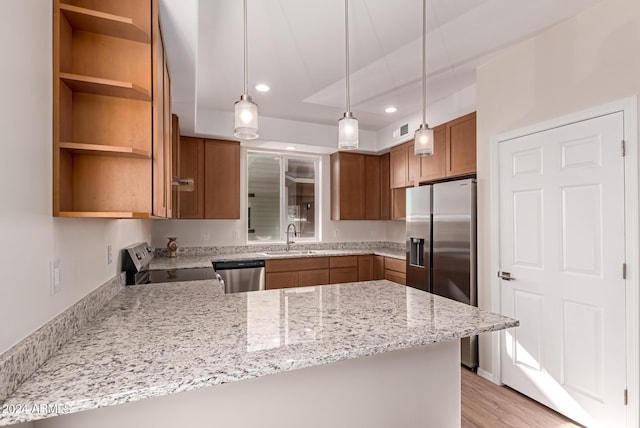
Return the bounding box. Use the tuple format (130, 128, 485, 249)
(286, 223, 297, 252)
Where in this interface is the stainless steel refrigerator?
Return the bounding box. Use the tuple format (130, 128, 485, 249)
(406, 178, 477, 369)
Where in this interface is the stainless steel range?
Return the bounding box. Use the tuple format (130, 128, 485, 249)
(122, 242, 216, 285)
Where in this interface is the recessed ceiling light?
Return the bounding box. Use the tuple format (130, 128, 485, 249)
(385, 106, 398, 113)
(255, 83, 270, 92)
(285, 146, 296, 151)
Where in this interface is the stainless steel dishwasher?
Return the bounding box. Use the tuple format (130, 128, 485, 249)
(213, 260, 266, 293)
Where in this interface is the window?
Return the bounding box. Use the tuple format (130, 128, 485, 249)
(247, 152, 320, 243)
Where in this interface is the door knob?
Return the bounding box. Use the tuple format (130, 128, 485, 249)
(498, 271, 515, 281)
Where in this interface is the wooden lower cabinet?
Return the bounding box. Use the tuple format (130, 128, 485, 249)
(298, 269, 329, 287)
(265, 257, 330, 290)
(266, 272, 298, 290)
(358, 255, 374, 281)
(384, 257, 406, 285)
(330, 256, 358, 284)
(265, 255, 404, 289)
(374, 255, 385, 280)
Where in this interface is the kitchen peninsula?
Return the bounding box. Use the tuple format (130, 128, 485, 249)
(0, 279, 517, 427)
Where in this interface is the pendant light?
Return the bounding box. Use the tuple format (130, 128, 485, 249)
(414, 0, 433, 157)
(234, 0, 259, 140)
(338, 0, 358, 150)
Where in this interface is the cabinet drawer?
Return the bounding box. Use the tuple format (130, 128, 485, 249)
(330, 267, 358, 284)
(384, 257, 406, 273)
(385, 270, 406, 285)
(266, 257, 329, 273)
(266, 272, 297, 289)
(330, 255, 358, 268)
(298, 269, 329, 287)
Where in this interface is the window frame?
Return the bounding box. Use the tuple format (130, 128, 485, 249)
(246, 150, 321, 244)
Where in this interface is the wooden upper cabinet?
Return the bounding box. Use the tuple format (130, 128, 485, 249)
(390, 144, 407, 189)
(379, 153, 390, 220)
(170, 114, 179, 215)
(331, 152, 365, 220)
(52, 0, 173, 218)
(445, 112, 476, 177)
(203, 139, 240, 219)
(419, 124, 446, 181)
(364, 155, 381, 220)
(386, 112, 477, 190)
(406, 141, 420, 186)
(177, 137, 204, 219)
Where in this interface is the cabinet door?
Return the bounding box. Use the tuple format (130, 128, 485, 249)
(204, 139, 240, 219)
(266, 272, 298, 290)
(390, 145, 407, 188)
(330, 267, 358, 284)
(364, 155, 380, 220)
(298, 269, 329, 287)
(446, 112, 476, 177)
(385, 270, 406, 285)
(163, 54, 172, 218)
(178, 137, 204, 218)
(379, 153, 390, 220)
(374, 255, 385, 280)
(171, 114, 179, 215)
(331, 152, 365, 220)
(152, 20, 166, 217)
(358, 255, 374, 281)
(406, 141, 420, 186)
(391, 187, 406, 220)
(419, 124, 446, 181)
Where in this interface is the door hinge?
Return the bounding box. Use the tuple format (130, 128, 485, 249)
(624, 389, 628, 405)
(623, 263, 627, 279)
(622, 140, 626, 157)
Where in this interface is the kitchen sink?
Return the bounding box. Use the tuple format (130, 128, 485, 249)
(262, 250, 316, 256)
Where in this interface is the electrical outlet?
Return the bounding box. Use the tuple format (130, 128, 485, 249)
(107, 244, 113, 265)
(50, 260, 60, 295)
(203, 231, 211, 241)
(232, 231, 238, 240)
(333, 230, 338, 238)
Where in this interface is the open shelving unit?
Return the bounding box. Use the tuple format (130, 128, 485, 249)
(53, 0, 156, 218)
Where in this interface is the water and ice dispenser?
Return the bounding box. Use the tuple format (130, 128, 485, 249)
(409, 237, 425, 268)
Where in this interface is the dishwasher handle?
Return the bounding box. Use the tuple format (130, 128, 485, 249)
(215, 273, 225, 291)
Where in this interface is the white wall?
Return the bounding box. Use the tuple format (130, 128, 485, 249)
(0, 0, 151, 354)
(475, 0, 640, 375)
(151, 151, 399, 247)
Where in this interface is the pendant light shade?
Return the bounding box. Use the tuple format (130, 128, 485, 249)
(338, 112, 359, 150)
(338, 0, 358, 150)
(414, 0, 432, 157)
(234, 95, 258, 140)
(414, 123, 434, 156)
(233, 0, 259, 140)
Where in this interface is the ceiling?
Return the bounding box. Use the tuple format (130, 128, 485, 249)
(159, 0, 602, 142)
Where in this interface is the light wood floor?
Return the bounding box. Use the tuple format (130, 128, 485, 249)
(461, 369, 583, 428)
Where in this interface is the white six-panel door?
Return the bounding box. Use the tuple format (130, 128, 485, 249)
(499, 112, 627, 427)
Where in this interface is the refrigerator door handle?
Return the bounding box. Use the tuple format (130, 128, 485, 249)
(498, 271, 515, 281)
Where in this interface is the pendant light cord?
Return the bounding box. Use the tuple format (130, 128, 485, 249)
(243, 0, 249, 96)
(345, 0, 351, 113)
(421, 0, 427, 126)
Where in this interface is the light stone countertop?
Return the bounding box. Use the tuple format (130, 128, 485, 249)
(0, 280, 517, 425)
(148, 246, 405, 270)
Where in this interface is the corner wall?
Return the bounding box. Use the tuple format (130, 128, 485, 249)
(0, 0, 151, 354)
(475, 0, 640, 376)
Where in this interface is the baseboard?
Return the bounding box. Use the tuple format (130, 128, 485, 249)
(477, 368, 501, 386)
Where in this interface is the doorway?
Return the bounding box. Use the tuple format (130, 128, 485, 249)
(491, 98, 638, 427)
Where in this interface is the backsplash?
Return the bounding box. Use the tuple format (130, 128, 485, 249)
(156, 241, 404, 257)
